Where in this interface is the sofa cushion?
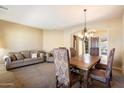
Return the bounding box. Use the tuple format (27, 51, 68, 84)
(24, 57, 42, 62)
(24, 58, 33, 62)
(21, 51, 30, 58)
(12, 60, 24, 63)
(15, 53, 24, 60)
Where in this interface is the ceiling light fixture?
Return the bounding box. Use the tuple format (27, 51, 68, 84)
(81, 9, 88, 42)
(80, 9, 96, 42)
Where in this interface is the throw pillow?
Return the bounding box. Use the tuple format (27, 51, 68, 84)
(9, 54, 17, 61)
(49, 53, 53, 57)
(15, 53, 24, 60)
(40, 53, 44, 58)
(31, 53, 37, 58)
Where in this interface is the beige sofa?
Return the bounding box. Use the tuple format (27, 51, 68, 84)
(4, 50, 45, 70)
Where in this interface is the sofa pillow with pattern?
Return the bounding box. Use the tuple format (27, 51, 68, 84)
(15, 53, 24, 60)
(9, 54, 17, 61)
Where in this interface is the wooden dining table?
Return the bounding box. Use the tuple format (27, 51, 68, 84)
(70, 54, 101, 88)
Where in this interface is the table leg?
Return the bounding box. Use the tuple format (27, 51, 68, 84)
(83, 70, 88, 88)
(79, 70, 84, 88)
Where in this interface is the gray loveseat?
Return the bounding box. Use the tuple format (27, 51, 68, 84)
(4, 50, 45, 70)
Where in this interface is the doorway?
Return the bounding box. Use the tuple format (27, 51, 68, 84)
(72, 29, 109, 64)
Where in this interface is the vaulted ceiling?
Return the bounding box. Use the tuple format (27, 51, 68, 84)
(0, 5, 124, 29)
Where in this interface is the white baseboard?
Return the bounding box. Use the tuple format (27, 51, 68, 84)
(122, 70, 124, 74)
(112, 66, 122, 71)
(112, 66, 124, 74)
(122, 68, 124, 74)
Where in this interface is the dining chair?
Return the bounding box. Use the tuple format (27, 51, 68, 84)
(69, 47, 81, 74)
(90, 47, 99, 56)
(89, 48, 115, 88)
(70, 47, 77, 57)
(95, 48, 115, 80)
(53, 48, 81, 88)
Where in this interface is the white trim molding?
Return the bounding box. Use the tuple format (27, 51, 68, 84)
(112, 66, 122, 72)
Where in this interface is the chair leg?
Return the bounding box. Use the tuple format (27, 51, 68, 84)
(89, 77, 93, 86)
(106, 78, 111, 88)
(79, 70, 84, 88)
(79, 80, 83, 88)
(110, 71, 112, 81)
(56, 82, 58, 88)
(56, 76, 59, 88)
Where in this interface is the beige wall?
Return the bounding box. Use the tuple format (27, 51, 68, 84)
(0, 20, 64, 59)
(0, 16, 123, 69)
(122, 13, 124, 71)
(0, 20, 43, 59)
(42, 29, 64, 51)
(63, 17, 123, 69)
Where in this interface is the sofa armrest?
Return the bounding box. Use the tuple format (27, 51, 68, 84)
(3, 56, 12, 65)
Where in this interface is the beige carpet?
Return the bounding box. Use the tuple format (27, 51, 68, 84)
(0, 63, 124, 88)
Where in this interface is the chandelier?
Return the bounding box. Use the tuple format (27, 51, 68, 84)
(82, 9, 88, 42)
(77, 9, 96, 42)
(81, 9, 96, 41)
(83, 9, 87, 33)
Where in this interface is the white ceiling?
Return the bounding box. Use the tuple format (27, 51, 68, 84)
(0, 5, 124, 29)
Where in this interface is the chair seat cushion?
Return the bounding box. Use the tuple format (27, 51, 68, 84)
(90, 69, 106, 83)
(70, 66, 80, 74)
(95, 63, 107, 70)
